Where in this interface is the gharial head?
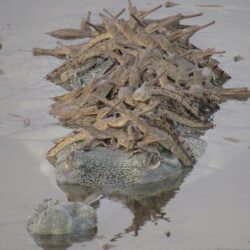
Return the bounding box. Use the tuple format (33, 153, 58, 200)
(132, 86, 152, 102)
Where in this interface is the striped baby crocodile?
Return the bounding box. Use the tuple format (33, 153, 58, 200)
(90, 93, 195, 167)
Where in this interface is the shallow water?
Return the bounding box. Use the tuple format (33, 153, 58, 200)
(0, 0, 250, 249)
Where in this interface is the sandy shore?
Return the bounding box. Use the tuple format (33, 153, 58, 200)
(0, 0, 250, 249)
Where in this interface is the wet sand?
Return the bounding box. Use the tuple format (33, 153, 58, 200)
(0, 0, 250, 249)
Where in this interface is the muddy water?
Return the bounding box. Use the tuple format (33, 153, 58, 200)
(0, 0, 250, 249)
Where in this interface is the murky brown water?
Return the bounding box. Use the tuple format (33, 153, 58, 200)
(1, 0, 250, 249)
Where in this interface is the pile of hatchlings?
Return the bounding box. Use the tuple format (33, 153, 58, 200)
(33, 1, 250, 167)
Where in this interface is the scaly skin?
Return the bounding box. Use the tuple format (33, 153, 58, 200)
(47, 28, 92, 40)
(79, 32, 112, 52)
(33, 43, 84, 58)
(50, 80, 115, 125)
(94, 116, 130, 130)
(205, 87, 250, 100)
(91, 93, 195, 167)
(158, 108, 213, 129)
(115, 19, 175, 55)
(50, 105, 99, 122)
(154, 59, 179, 83)
(128, 57, 141, 88)
(56, 146, 183, 187)
(46, 39, 121, 85)
(114, 19, 155, 47)
(175, 43, 231, 81)
(144, 86, 201, 119)
(169, 21, 215, 42)
(47, 125, 137, 162)
(47, 131, 90, 161)
(36, 2, 250, 172)
(46, 39, 113, 83)
(47, 55, 98, 85)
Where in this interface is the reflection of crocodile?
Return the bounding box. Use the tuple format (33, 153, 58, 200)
(30, 229, 96, 250)
(58, 167, 191, 242)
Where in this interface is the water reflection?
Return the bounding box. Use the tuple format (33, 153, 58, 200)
(30, 229, 97, 250)
(58, 167, 191, 242)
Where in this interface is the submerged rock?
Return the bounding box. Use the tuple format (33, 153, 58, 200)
(27, 199, 97, 236)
